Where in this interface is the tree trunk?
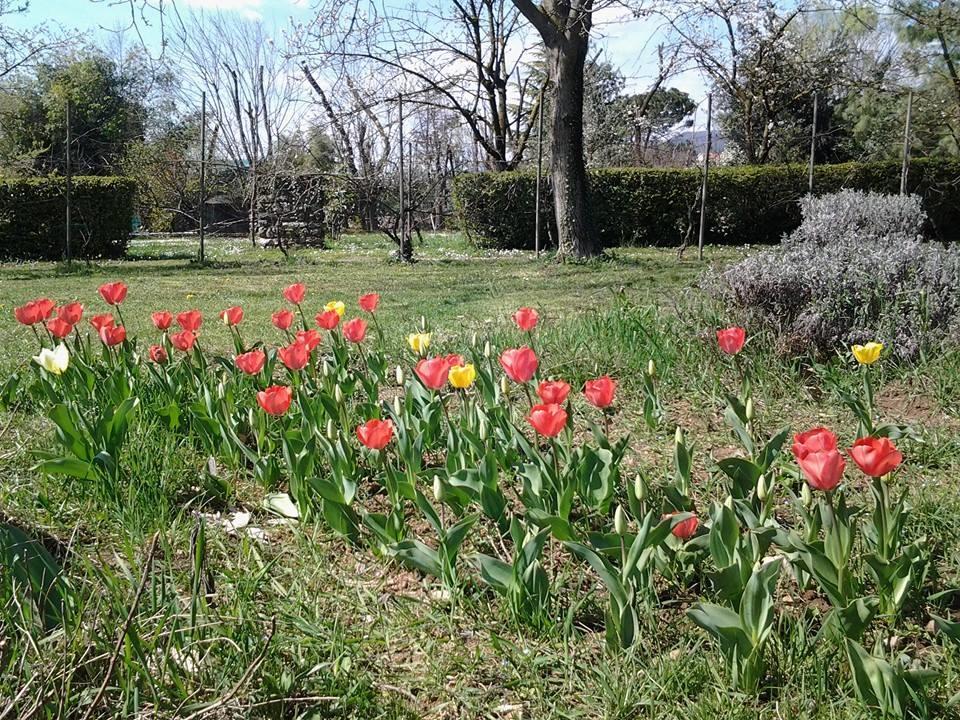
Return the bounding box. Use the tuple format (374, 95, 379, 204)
(548, 37, 598, 259)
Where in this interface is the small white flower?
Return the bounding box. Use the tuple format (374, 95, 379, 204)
(33, 343, 69, 375)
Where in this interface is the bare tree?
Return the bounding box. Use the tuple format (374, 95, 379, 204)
(295, 0, 542, 172)
(171, 10, 301, 244)
(0, 1, 70, 81)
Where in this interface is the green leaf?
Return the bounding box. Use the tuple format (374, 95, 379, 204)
(473, 554, 513, 595)
(393, 539, 442, 578)
(34, 456, 96, 480)
(0, 522, 73, 629)
(564, 541, 627, 607)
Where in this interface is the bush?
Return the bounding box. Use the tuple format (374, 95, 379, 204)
(709, 190, 960, 360)
(452, 159, 960, 249)
(0, 176, 134, 259)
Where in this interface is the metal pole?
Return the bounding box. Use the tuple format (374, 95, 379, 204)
(534, 97, 544, 258)
(398, 94, 405, 261)
(65, 99, 72, 263)
(407, 140, 413, 246)
(808, 93, 817, 194)
(697, 93, 712, 262)
(900, 90, 913, 195)
(199, 92, 206, 263)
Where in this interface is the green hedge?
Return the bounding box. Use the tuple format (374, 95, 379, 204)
(453, 159, 960, 249)
(0, 176, 135, 259)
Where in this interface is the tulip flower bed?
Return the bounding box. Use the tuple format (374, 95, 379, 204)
(2, 243, 960, 718)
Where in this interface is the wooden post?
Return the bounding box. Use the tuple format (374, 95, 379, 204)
(65, 99, 72, 263)
(534, 96, 544, 258)
(808, 93, 817, 194)
(697, 93, 712, 262)
(199, 92, 206, 263)
(900, 90, 913, 195)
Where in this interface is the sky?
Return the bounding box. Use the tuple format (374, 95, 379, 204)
(10, 0, 711, 122)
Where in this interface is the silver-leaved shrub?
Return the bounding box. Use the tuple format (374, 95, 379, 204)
(709, 190, 960, 359)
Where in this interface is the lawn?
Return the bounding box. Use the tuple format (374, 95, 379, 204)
(2, 233, 959, 719)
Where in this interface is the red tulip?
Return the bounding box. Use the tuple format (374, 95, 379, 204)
(34, 298, 55, 319)
(356, 418, 394, 450)
(792, 427, 845, 492)
(415, 356, 451, 390)
(849, 437, 903, 478)
(279, 342, 310, 371)
(584, 375, 617, 409)
(316, 309, 340, 330)
(272, 309, 294, 330)
(235, 349, 266, 375)
(89, 313, 115, 332)
(527, 403, 568, 437)
(295, 329, 321, 352)
(99, 324, 127, 347)
(177, 310, 203, 332)
(220, 306, 244, 326)
(513, 307, 539, 331)
(57, 302, 83, 325)
(667, 513, 699, 540)
(14, 301, 44, 325)
(343, 318, 368, 343)
(149, 344, 168, 364)
(46, 317, 73, 338)
(537, 380, 571, 405)
(257, 385, 293, 416)
(171, 330, 197, 352)
(151, 311, 173, 331)
(717, 326, 746, 355)
(359, 293, 380, 313)
(793, 427, 839, 454)
(283, 283, 306, 305)
(445, 353, 466, 368)
(98, 282, 127, 306)
(499, 347, 538, 383)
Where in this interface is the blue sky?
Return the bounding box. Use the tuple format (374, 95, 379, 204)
(13, 0, 710, 117)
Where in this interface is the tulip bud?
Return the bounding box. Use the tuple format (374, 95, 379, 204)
(334, 384, 344, 404)
(432, 474, 444, 502)
(675, 426, 684, 446)
(647, 359, 656, 377)
(634, 473, 647, 501)
(420, 315, 426, 331)
(478, 415, 488, 441)
(500, 375, 509, 397)
(746, 398, 754, 422)
(395, 365, 404, 385)
(393, 395, 402, 417)
(801, 483, 813, 508)
(326, 418, 335, 440)
(756, 474, 768, 502)
(471, 332, 478, 347)
(614, 505, 627, 535)
(483, 340, 491, 359)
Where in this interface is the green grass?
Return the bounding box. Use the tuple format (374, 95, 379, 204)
(2, 233, 960, 719)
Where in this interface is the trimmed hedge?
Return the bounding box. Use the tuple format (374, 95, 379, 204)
(453, 159, 960, 249)
(0, 176, 135, 259)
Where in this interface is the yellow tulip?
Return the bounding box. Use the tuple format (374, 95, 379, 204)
(325, 300, 346, 317)
(448, 363, 476, 389)
(33, 343, 69, 375)
(407, 332, 431, 354)
(852, 341, 883, 365)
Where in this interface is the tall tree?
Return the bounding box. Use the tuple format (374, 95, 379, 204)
(510, 0, 599, 259)
(1, 52, 146, 174)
